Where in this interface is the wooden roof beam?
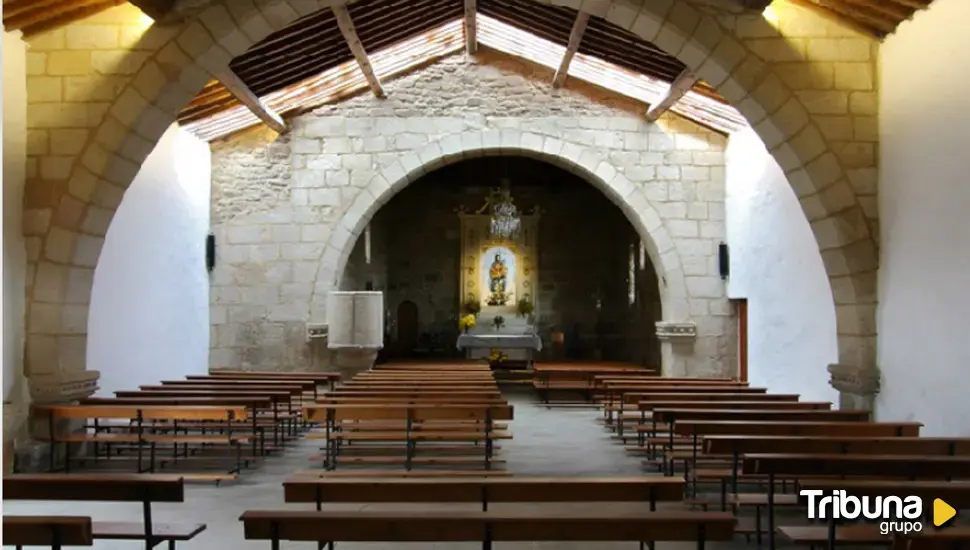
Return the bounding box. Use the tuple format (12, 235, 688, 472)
(465, 0, 478, 54)
(552, 11, 591, 89)
(215, 69, 287, 134)
(332, 4, 386, 99)
(646, 68, 699, 122)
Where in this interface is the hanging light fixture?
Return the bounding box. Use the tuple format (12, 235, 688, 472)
(489, 178, 521, 239)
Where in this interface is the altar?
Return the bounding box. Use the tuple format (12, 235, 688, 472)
(455, 186, 541, 364)
(456, 334, 543, 352)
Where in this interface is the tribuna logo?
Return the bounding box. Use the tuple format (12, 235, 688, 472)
(801, 490, 924, 535)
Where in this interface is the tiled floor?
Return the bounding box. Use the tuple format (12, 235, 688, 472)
(4, 387, 755, 550)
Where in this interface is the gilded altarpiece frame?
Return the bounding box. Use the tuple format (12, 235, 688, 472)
(457, 213, 539, 318)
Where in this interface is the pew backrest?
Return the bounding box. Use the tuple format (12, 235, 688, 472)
(4, 474, 185, 502)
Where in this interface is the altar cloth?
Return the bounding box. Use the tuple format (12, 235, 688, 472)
(456, 333, 543, 351)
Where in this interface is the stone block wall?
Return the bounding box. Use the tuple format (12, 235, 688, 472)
(210, 51, 733, 375)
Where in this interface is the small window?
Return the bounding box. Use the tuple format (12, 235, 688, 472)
(628, 243, 636, 305)
(364, 225, 372, 265)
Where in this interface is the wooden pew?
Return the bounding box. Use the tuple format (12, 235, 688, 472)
(744, 453, 970, 550)
(622, 401, 832, 448)
(115, 389, 295, 447)
(240, 510, 736, 550)
(303, 404, 513, 472)
(283, 475, 686, 510)
(2, 516, 93, 549)
(205, 370, 340, 390)
(651, 410, 871, 485)
(81, 396, 276, 458)
(34, 405, 249, 480)
(4, 474, 206, 548)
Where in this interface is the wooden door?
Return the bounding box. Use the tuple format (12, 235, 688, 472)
(736, 298, 748, 382)
(396, 301, 419, 354)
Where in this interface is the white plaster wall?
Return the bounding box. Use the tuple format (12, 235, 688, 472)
(725, 128, 838, 403)
(3, 32, 28, 401)
(876, 0, 970, 435)
(89, 125, 212, 396)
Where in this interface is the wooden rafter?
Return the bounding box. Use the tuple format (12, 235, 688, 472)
(811, 0, 897, 34)
(786, 0, 936, 39)
(786, 0, 883, 38)
(332, 4, 386, 98)
(646, 68, 699, 122)
(215, 69, 287, 134)
(552, 11, 590, 88)
(3, 0, 126, 36)
(465, 0, 478, 54)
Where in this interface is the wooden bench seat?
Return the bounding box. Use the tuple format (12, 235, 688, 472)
(283, 475, 685, 508)
(292, 469, 515, 477)
(240, 510, 736, 548)
(4, 474, 206, 548)
(3, 516, 94, 548)
(323, 431, 513, 441)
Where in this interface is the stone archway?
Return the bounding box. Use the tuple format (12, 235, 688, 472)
(308, 133, 693, 375)
(21, 0, 879, 417)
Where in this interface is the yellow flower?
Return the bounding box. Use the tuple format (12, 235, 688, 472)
(459, 314, 477, 330)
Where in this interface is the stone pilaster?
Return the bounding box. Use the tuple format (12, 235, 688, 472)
(827, 363, 880, 411)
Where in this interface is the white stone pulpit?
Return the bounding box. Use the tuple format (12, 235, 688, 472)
(327, 291, 384, 378)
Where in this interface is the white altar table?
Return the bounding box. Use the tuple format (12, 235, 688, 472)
(456, 334, 543, 351)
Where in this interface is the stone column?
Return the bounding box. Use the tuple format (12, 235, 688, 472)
(327, 291, 384, 380)
(827, 363, 880, 411)
(656, 321, 697, 377)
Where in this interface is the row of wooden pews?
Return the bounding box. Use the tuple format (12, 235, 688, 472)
(238, 475, 738, 549)
(531, 361, 660, 405)
(3, 473, 206, 549)
(299, 361, 514, 475)
(237, 360, 743, 548)
(592, 368, 970, 549)
(34, 369, 340, 483)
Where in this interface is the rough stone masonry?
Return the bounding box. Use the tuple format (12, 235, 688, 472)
(209, 50, 736, 377)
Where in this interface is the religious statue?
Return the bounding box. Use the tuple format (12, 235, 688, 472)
(487, 253, 509, 305)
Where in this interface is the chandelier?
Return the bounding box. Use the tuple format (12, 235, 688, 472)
(488, 179, 521, 239)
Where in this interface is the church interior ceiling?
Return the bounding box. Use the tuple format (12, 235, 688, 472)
(0, 0, 935, 137)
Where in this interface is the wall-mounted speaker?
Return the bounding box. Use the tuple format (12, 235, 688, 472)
(206, 233, 216, 273)
(718, 242, 729, 280)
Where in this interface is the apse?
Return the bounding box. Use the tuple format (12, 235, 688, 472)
(343, 156, 662, 366)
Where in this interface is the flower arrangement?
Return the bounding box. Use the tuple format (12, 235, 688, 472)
(492, 315, 505, 330)
(459, 314, 477, 333)
(489, 349, 508, 364)
(462, 298, 481, 315)
(516, 296, 534, 317)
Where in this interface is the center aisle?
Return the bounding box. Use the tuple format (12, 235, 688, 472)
(500, 387, 645, 476)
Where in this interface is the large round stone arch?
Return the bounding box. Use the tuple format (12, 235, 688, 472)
(23, 0, 878, 407)
(309, 130, 689, 325)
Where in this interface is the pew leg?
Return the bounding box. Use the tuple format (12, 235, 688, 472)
(756, 504, 763, 549)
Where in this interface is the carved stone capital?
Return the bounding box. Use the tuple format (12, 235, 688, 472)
(827, 363, 880, 396)
(655, 321, 697, 343)
(28, 370, 100, 404)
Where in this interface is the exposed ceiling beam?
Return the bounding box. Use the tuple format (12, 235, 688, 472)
(332, 4, 386, 99)
(785, 0, 884, 39)
(552, 11, 590, 89)
(464, 0, 478, 54)
(4, 0, 126, 36)
(808, 0, 897, 34)
(215, 69, 287, 134)
(645, 69, 699, 122)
